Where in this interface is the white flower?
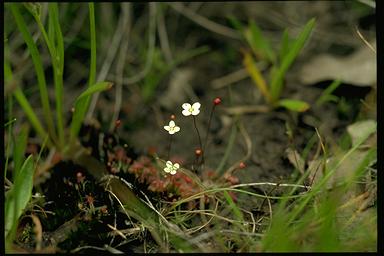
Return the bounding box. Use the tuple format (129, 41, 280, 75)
(164, 160, 179, 175)
(164, 120, 180, 134)
(182, 102, 201, 116)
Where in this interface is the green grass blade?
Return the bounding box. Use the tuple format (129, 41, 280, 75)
(277, 98, 310, 112)
(69, 82, 113, 143)
(10, 4, 57, 143)
(5, 155, 35, 239)
(216, 119, 238, 176)
(26, 3, 65, 148)
(245, 20, 276, 63)
(88, 3, 96, 88)
(279, 28, 291, 61)
(287, 122, 376, 224)
(270, 18, 316, 102)
(48, 3, 65, 148)
(13, 89, 51, 147)
(315, 79, 342, 106)
(242, 50, 273, 104)
(5, 50, 52, 148)
(227, 15, 244, 33)
(13, 125, 29, 180)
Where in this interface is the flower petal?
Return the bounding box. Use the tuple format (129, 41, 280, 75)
(173, 163, 180, 169)
(169, 130, 175, 135)
(191, 108, 200, 115)
(182, 103, 191, 110)
(164, 126, 170, 131)
(164, 167, 170, 173)
(192, 102, 201, 110)
(170, 169, 176, 175)
(166, 161, 172, 167)
(173, 126, 180, 133)
(182, 109, 191, 116)
(169, 120, 175, 127)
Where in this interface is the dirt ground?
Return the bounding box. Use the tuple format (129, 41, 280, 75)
(5, 2, 376, 253)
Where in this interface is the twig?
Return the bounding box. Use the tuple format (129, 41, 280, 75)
(109, 3, 132, 132)
(168, 3, 240, 39)
(157, 3, 173, 64)
(222, 105, 270, 115)
(211, 68, 249, 89)
(230, 182, 310, 190)
(223, 120, 252, 176)
(355, 26, 376, 53)
(86, 4, 129, 121)
(118, 3, 157, 85)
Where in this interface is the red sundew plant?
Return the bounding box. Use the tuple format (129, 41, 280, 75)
(125, 97, 241, 202)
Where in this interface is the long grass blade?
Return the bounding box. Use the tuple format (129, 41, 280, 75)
(242, 50, 273, 104)
(10, 3, 57, 143)
(13, 125, 29, 179)
(270, 18, 316, 102)
(5, 155, 35, 239)
(70, 82, 113, 143)
(245, 20, 276, 63)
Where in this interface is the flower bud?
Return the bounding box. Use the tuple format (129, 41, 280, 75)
(195, 148, 203, 156)
(213, 97, 222, 105)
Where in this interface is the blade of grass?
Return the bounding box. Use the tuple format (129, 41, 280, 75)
(270, 18, 316, 102)
(245, 20, 276, 63)
(279, 28, 291, 62)
(4, 94, 14, 181)
(5, 155, 35, 240)
(69, 82, 113, 143)
(48, 3, 65, 148)
(242, 50, 273, 104)
(277, 98, 310, 112)
(13, 125, 29, 179)
(69, 2, 98, 143)
(5, 50, 52, 148)
(315, 79, 342, 106)
(287, 123, 376, 225)
(88, 3, 96, 88)
(216, 119, 238, 176)
(25, 3, 65, 148)
(10, 4, 57, 144)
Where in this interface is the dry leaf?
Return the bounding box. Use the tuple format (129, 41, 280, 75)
(299, 42, 376, 86)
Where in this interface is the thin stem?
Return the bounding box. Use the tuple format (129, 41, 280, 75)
(167, 135, 173, 160)
(193, 115, 204, 166)
(203, 104, 215, 156)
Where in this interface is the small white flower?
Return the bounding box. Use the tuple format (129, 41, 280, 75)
(182, 102, 201, 116)
(164, 160, 179, 175)
(164, 120, 180, 134)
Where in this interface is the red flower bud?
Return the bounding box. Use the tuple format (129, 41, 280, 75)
(195, 148, 203, 156)
(213, 97, 222, 105)
(239, 162, 246, 169)
(170, 114, 176, 120)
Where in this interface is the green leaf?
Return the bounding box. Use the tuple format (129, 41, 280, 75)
(270, 18, 316, 101)
(5, 155, 35, 239)
(278, 99, 310, 112)
(70, 81, 113, 142)
(245, 20, 276, 63)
